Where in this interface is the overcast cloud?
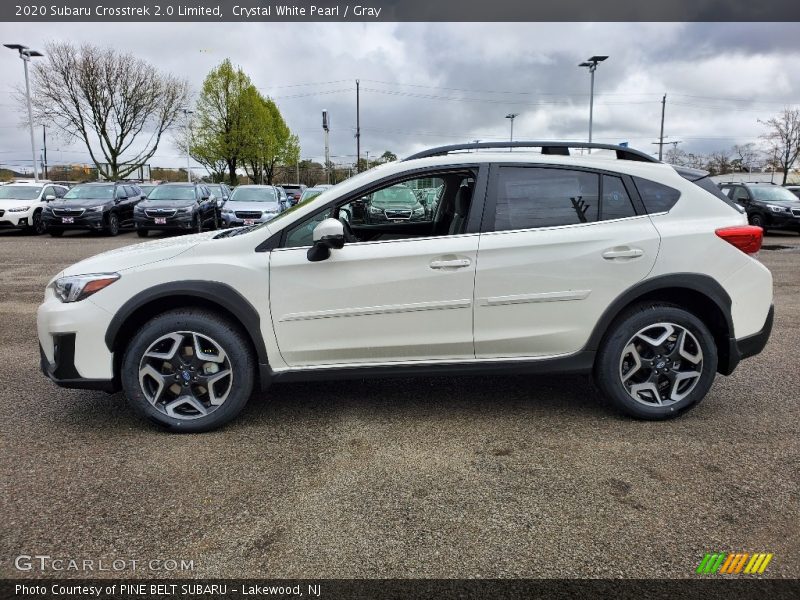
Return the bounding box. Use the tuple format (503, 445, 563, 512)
(0, 21, 798, 175)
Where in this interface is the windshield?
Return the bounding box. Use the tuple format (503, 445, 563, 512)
(0, 186, 41, 200)
(301, 189, 323, 201)
(138, 185, 156, 195)
(230, 187, 277, 202)
(147, 186, 196, 201)
(371, 186, 418, 207)
(750, 186, 799, 202)
(63, 185, 114, 200)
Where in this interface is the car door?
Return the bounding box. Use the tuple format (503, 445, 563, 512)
(268, 170, 485, 367)
(473, 165, 661, 358)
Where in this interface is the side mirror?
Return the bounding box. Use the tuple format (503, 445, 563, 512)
(307, 218, 345, 262)
(44, 194, 56, 201)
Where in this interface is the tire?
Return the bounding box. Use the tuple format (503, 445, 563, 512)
(210, 212, 219, 230)
(121, 309, 256, 432)
(49, 229, 64, 237)
(105, 212, 120, 236)
(194, 214, 203, 233)
(137, 229, 148, 238)
(27, 209, 46, 235)
(594, 303, 718, 420)
(749, 213, 765, 229)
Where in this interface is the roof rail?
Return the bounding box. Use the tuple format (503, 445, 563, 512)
(404, 141, 659, 163)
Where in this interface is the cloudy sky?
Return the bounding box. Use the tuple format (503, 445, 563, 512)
(1, 21, 798, 176)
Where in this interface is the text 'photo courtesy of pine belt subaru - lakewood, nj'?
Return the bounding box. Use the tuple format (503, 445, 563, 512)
(37, 142, 774, 432)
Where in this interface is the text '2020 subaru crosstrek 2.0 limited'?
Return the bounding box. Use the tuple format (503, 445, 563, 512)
(37, 142, 773, 432)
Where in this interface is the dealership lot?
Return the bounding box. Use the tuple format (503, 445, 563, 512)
(1, 229, 798, 578)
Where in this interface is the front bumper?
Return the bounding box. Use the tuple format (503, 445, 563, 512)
(37, 291, 117, 390)
(0, 208, 34, 228)
(135, 213, 194, 230)
(42, 211, 105, 230)
(722, 304, 774, 375)
(764, 211, 800, 230)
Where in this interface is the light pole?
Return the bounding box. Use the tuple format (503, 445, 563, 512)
(181, 108, 193, 182)
(5, 44, 43, 181)
(505, 114, 519, 151)
(322, 109, 330, 184)
(578, 55, 608, 151)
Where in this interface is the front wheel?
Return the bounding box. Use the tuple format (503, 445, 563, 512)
(121, 309, 255, 432)
(594, 304, 718, 420)
(27, 210, 46, 235)
(749, 213, 765, 229)
(105, 212, 120, 236)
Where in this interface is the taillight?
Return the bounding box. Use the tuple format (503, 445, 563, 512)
(715, 225, 763, 254)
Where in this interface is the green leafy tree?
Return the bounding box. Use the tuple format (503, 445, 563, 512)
(192, 59, 255, 185)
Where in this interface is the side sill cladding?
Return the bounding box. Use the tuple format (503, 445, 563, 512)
(104, 280, 271, 388)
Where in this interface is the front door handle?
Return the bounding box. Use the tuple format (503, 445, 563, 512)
(430, 258, 471, 270)
(602, 247, 644, 260)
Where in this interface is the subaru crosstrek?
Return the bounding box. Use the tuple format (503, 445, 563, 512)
(37, 142, 773, 432)
(0, 181, 68, 234)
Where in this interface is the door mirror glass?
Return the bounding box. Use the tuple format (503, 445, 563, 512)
(44, 194, 56, 201)
(307, 218, 345, 262)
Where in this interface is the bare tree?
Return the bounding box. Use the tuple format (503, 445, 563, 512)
(731, 143, 760, 173)
(706, 151, 733, 176)
(28, 42, 188, 180)
(759, 108, 800, 185)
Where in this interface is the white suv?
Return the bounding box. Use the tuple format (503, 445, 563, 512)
(0, 181, 68, 234)
(37, 142, 773, 432)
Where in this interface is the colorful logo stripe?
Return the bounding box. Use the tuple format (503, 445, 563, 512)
(696, 552, 773, 574)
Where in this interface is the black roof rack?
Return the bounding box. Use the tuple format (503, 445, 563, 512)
(404, 141, 659, 163)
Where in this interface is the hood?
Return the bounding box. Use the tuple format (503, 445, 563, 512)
(138, 199, 196, 209)
(51, 198, 112, 208)
(62, 230, 220, 276)
(0, 198, 38, 207)
(225, 201, 281, 213)
(760, 199, 800, 208)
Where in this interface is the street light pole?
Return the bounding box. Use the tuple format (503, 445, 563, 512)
(505, 113, 519, 151)
(181, 108, 193, 182)
(5, 44, 43, 181)
(579, 55, 608, 152)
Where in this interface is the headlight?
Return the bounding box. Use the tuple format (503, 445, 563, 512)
(222, 208, 234, 214)
(51, 273, 120, 303)
(177, 207, 193, 213)
(368, 205, 383, 214)
(7, 206, 31, 212)
(412, 207, 425, 215)
(767, 204, 788, 213)
(84, 205, 105, 213)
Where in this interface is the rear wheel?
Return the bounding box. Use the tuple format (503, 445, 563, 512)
(121, 309, 255, 432)
(595, 304, 717, 420)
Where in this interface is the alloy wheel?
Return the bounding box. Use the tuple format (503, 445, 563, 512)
(138, 331, 233, 420)
(618, 322, 704, 407)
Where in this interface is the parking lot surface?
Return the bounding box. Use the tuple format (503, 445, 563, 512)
(1, 228, 798, 578)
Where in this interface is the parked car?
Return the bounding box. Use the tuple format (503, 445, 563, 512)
(784, 185, 800, 200)
(363, 183, 427, 224)
(220, 185, 285, 227)
(718, 182, 800, 233)
(279, 184, 306, 206)
(37, 141, 773, 432)
(275, 185, 290, 211)
(0, 181, 69, 234)
(208, 182, 232, 208)
(134, 183, 218, 237)
(42, 182, 144, 237)
(298, 186, 329, 204)
(137, 183, 158, 197)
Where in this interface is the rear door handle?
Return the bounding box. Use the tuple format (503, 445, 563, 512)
(430, 258, 471, 269)
(602, 247, 644, 259)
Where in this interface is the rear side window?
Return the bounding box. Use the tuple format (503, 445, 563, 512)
(494, 167, 599, 231)
(602, 175, 637, 220)
(632, 177, 681, 213)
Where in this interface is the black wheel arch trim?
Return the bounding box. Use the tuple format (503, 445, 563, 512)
(583, 273, 737, 373)
(104, 280, 271, 387)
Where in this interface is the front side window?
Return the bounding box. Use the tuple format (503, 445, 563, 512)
(494, 167, 599, 231)
(632, 177, 682, 213)
(731, 187, 750, 204)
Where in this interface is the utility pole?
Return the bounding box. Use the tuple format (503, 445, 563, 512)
(42, 125, 48, 180)
(355, 79, 361, 172)
(182, 108, 193, 182)
(322, 109, 330, 184)
(657, 94, 667, 161)
(578, 56, 608, 153)
(505, 114, 519, 151)
(5, 44, 43, 181)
